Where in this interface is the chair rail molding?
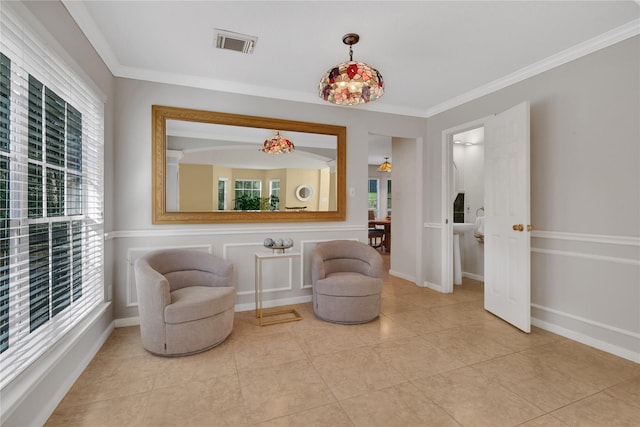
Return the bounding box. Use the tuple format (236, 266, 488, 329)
(532, 230, 640, 247)
(106, 224, 362, 240)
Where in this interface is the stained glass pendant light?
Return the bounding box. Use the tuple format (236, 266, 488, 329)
(261, 131, 295, 154)
(319, 33, 384, 106)
(378, 157, 392, 172)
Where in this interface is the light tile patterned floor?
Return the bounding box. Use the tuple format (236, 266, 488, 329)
(46, 254, 640, 426)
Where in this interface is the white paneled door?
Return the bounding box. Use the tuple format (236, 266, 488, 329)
(484, 102, 531, 332)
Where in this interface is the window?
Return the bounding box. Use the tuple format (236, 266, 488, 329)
(27, 78, 86, 332)
(269, 179, 280, 211)
(0, 52, 9, 354)
(386, 179, 392, 216)
(453, 192, 465, 223)
(1, 6, 104, 389)
(217, 178, 228, 210)
(234, 179, 261, 210)
(368, 178, 379, 215)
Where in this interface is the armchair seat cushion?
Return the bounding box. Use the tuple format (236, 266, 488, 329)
(316, 273, 383, 297)
(165, 286, 236, 324)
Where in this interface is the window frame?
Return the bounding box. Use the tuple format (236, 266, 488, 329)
(368, 178, 379, 217)
(0, 5, 105, 390)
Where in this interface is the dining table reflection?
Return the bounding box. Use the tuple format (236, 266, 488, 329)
(368, 217, 391, 252)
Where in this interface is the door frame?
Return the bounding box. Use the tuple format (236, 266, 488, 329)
(440, 117, 489, 293)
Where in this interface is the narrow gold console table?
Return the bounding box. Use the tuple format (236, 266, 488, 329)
(254, 252, 303, 326)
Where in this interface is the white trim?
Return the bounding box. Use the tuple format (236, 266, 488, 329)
(412, 136, 425, 290)
(531, 248, 640, 266)
(462, 272, 484, 282)
(425, 19, 640, 118)
(532, 230, 640, 247)
(114, 317, 140, 328)
(389, 270, 416, 284)
(532, 304, 640, 363)
(221, 241, 262, 260)
(105, 224, 362, 240)
(423, 223, 441, 229)
(441, 127, 453, 293)
(424, 280, 448, 293)
(243, 253, 298, 297)
(440, 117, 489, 294)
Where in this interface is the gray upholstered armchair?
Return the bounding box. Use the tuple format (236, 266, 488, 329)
(310, 240, 383, 324)
(134, 249, 235, 356)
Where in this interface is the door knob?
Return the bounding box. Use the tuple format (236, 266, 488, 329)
(527, 224, 534, 232)
(513, 224, 524, 232)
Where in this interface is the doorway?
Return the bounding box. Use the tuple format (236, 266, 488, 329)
(451, 127, 485, 287)
(369, 133, 423, 286)
(441, 118, 487, 294)
(440, 102, 532, 332)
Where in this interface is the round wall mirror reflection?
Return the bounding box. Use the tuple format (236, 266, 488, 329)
(296, 184, 313, 202)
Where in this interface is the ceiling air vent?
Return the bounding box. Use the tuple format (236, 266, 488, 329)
(214, 29, 257, 54)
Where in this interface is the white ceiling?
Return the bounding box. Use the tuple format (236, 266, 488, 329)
(61, 1, 638, 167)
(63, 1, 639, 119)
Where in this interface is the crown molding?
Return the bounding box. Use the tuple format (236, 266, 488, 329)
(423, 19, 640, 118)
(63, 0, 638, 119)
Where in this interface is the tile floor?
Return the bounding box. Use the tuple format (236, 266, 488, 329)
(46, 254, 640, 426)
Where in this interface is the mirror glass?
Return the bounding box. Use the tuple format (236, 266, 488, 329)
(152, 105, 346, 224)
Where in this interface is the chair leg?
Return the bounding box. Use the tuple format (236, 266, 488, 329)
(369, 232, 384, 249)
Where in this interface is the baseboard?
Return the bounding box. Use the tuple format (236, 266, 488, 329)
(424, 280, 448, 293)
(389, 269, 416, 283)
(115, 316, 140, 327)
(532, 304, 640, 364)
(462, 272, 484, 281)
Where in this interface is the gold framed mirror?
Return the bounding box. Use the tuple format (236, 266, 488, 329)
(152, 105, 347, 224)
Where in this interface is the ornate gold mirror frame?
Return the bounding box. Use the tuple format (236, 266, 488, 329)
(152, 105, 347, 224)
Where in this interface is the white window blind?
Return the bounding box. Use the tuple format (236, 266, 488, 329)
(0, 5, 104, 390)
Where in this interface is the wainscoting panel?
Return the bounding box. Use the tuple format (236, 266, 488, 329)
(530, 230, 639, 362)
(223, 243, 299, 296)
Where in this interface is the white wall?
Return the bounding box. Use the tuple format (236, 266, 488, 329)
(389, 137, 421, 283)
(424, 36, 640, 361)
(111, 78, 427, 320)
